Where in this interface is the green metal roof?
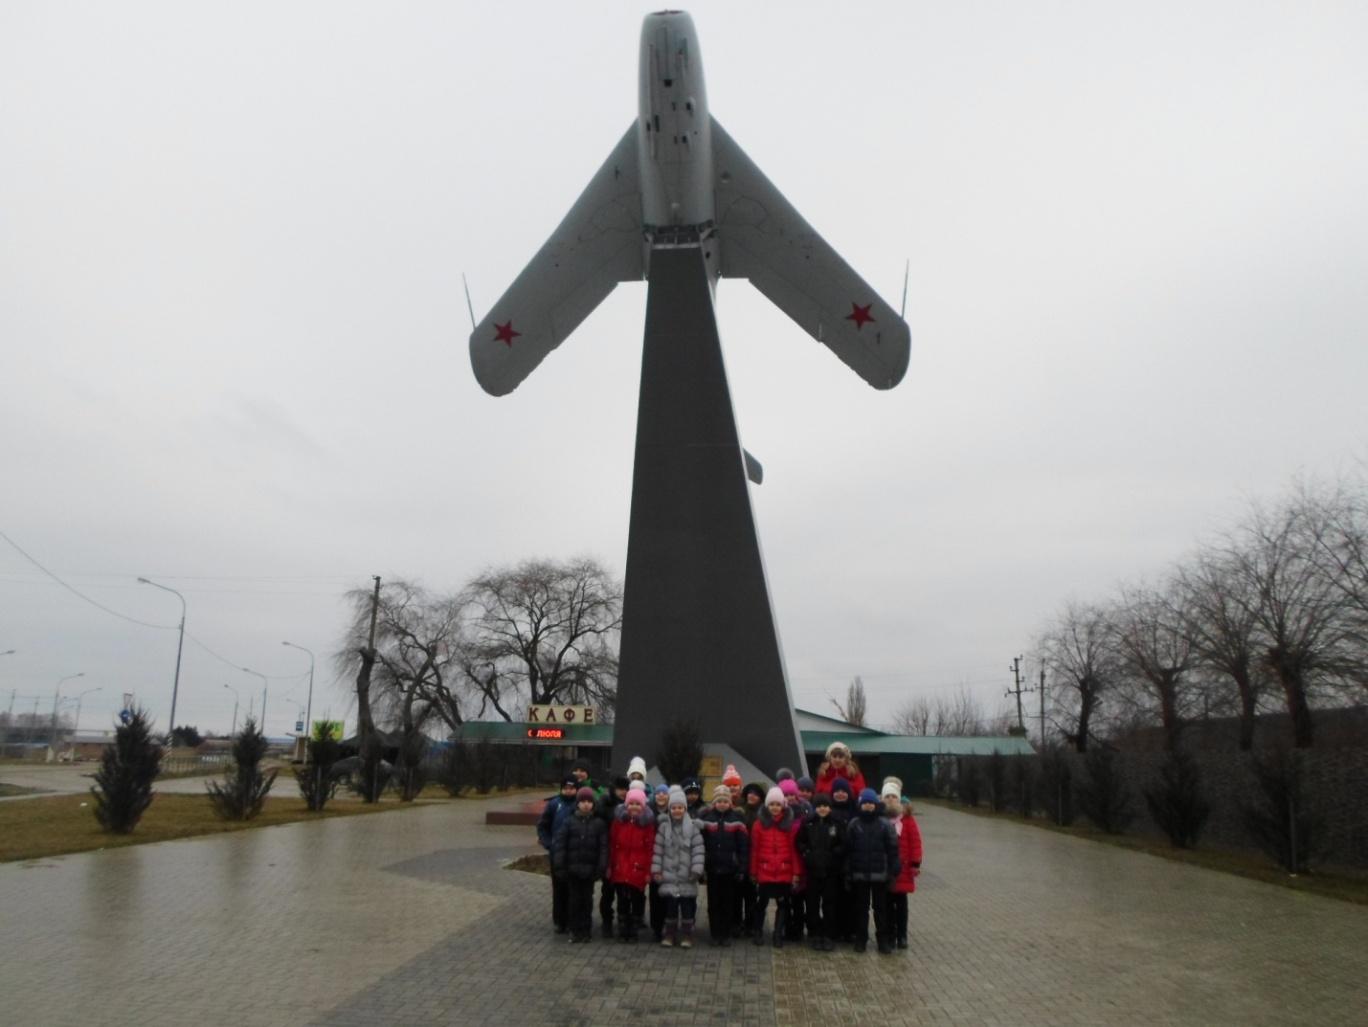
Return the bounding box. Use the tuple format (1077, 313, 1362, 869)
(451, 719, 1035, 756)
(799, 729, 1036, 757)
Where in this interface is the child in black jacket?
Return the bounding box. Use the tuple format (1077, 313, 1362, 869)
(553, 787, 609, 942)
(843, 788, 901, 954)
(697, 785, 750, 945)
(796, 793, 845, 950)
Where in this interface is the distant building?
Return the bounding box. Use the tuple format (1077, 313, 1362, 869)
(453, 708, 1034, 794)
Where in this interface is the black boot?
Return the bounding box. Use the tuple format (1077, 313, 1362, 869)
(772, 908, 786, 949)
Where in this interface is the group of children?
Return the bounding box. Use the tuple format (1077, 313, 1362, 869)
(536, 742, 923, 954)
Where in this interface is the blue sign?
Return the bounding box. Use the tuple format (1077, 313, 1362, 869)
(119, 709, 132, 725)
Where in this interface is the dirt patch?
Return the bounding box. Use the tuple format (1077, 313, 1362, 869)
(505, 852, 550, 876)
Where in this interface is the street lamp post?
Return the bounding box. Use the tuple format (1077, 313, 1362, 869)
(51, 672, 84, 755)
(1, 650, 14, 756)
(223, 683, 240, 736)
(137, 577, 186, 741)
(241, 667, 268, 735)
(68, 686, 102, 760)
(281, 641, 315, 763)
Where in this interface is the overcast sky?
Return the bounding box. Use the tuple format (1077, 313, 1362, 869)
(3, 2, 1365, 741)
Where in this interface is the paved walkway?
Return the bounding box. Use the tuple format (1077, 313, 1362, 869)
(1, 796, 1364, 1025)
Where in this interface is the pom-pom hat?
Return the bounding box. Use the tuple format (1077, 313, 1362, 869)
(668, 786, 688, 808)
(765, 786, 785, 806)
(778, 779, 799, 797)
(721, 764, 742, 787)
(858, 787, 879, 806)
(881, 777, 903, 800)
(712, 784, 732, 802)
(627, 756, 648, 779)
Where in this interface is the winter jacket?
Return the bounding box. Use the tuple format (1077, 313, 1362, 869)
(796, 813, 845, 878)
(749, 806, 800, 885)
(597, 790, 624, 825)
(815, 764, 866, 798)
(844, 808, 900, 883)
(609, 805, 657, 891)
(552, 809, 608, 881)
(652, 811, 705, 897)
(696, 806, 750, 877)
(536, 794, 576, 851)
(890, 813, 924, 894)
(686, 798, 707, 819)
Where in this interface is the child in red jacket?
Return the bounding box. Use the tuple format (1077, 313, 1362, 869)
(749, 787, 800, 947)
(885, 787, 923, 950)
(610, 785, 657, 942)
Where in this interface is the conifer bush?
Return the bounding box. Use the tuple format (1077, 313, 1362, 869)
(294, 725, 341, 812)
(1143, 748, 1211, 849)
(956, 757, 982, 807)
(1076, 748, 1135, 834)
(1039, 747, 1076, 826)
(986, 751, 1008, 812)
(206, 718, 278, 820)
(1243, 748, 1322, 873)
(91, 707, 163, 834)
(655, 720, 703, 785)
(1012, 755, 1036, 818)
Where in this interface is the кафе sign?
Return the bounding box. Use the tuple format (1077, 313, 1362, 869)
(524, 705, 597, 741)
(526, 705, 596, 725)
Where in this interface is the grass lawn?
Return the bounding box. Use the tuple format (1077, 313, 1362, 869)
(0, 783, 44, 798)
(920, 798, 1368, 906)
(0, 791, 434, 863)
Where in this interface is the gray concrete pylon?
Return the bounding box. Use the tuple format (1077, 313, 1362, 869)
(612, 245, 803, 778)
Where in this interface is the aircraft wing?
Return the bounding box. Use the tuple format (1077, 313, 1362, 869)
(711, 117, 910, 390)
(470, 124, 644, 396)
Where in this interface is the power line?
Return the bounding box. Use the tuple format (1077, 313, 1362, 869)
(0, 528, 177, 630)
(1, 528, 317, 681)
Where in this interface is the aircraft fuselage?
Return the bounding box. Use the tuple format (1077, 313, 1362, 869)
(637, 11, 713, 237)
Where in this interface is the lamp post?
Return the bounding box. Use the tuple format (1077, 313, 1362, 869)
(137, 577, 186, 741)
(1, 650, 14, 756)
(241, 667, 268, 735)
(223, 683, 240, 736)
(51, 672, 84, 754)
(68, 686, 101, 759)
(281, 641, 315, 763)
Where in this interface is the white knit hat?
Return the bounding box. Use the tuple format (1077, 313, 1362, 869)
(627, 756, 647, 779)
(881, 776, 903, 800)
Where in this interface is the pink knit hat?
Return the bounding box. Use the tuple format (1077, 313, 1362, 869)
(765, 786, 784, 806)
(778, 778, 799, 797)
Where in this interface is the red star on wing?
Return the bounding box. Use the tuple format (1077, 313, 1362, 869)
(493, 320, 521, 346)
(845, 302, 876, 330)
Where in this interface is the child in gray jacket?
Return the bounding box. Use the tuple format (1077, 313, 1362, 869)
(651, 786, 706, 947)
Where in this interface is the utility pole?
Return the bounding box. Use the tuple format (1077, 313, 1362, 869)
(367, 575, 382, 654)
(1006, 655, 1027, 733)
(1038, 666, 1047, 747)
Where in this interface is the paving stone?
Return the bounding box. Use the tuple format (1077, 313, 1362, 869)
(2, 797, 1365, 1025)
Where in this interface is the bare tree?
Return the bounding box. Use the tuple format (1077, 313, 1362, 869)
(1304, 477, 1368, 675)
(1112, 585, 1194, 751)
(1175, 550, 1265, 750)
(890, 694, 932, 735)
(1038, 601, 1117, 752)
(463, 557, 622, 721)
(831, 676, 868, 727)
(1223, 490, 1359, 748)
(334, 579, 471, 781)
